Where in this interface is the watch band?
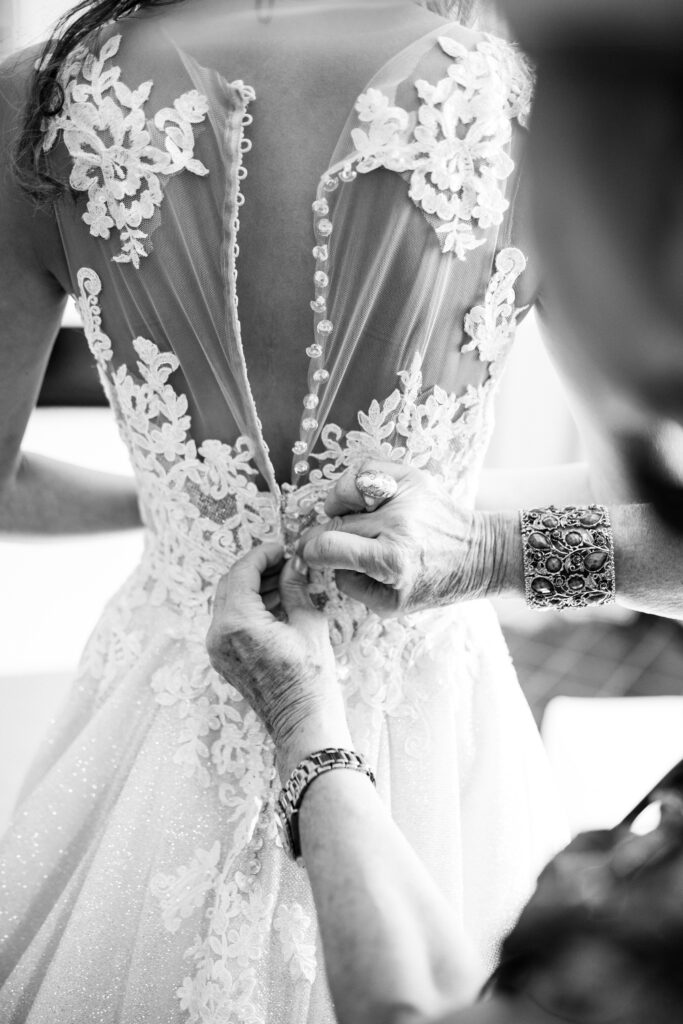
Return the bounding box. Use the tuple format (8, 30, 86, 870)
(277, 748, 376, 861)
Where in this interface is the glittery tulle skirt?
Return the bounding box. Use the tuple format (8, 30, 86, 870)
(0, 564, 568, 1023)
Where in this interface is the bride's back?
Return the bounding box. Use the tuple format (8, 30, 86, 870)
(34, 0, 533, 537)
(158, 1, 444, 474)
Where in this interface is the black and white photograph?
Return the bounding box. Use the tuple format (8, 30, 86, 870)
(1, 1, 683, 1021)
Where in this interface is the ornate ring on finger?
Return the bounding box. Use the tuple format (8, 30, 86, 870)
(354, 469, 398, 506)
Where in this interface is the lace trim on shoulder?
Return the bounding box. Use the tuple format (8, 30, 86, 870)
(349, 34, 532, 259)
(42, 34, 210, 267)
(462, 247, 527, 367)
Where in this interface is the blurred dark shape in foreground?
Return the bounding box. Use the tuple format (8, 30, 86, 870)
(492, 758, 683, 1024)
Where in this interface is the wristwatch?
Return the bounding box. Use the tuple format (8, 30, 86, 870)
(276, 747, 376, 861)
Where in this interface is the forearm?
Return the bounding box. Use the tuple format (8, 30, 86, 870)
(280, 723, 484, 1024)
(0, 451, 141, 534)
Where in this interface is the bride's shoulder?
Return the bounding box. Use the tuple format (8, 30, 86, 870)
(401, 22, 533, 123)
(415, 21, 529, 79)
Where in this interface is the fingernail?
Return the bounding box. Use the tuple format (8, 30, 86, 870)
(362, 495, 375, 509)
(292, 555, 309, 577)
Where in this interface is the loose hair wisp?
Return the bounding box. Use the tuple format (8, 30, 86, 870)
(14, 0, 184, 203)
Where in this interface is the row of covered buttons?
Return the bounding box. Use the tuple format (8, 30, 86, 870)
(292, 164, 358, 478)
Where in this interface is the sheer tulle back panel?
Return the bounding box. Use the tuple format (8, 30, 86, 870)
(298, 25, 528, 482)
(51, 20, 271, 473)
(51, 13, 529, 491)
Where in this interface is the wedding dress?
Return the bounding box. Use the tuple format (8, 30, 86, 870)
(0, 7, 568, 1022)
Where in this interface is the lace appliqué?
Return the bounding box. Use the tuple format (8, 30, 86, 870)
(462, 247, 527, 369)
(152, 815, 317, 1023)
(42, 34, 209, 267)
(312, 246, 526, 481)
(351, 35, 532, 259)
(76, 267, 276, 616)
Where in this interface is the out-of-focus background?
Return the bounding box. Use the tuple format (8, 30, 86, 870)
(2, 0, 682, 838)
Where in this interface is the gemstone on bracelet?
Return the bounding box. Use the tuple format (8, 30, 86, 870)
(566, 575, 585, 592)
(294, 460, 309, 475)
(303, 394, 319, 409)
(584, 550, 608, 571)
(306, 343, 323, 359)
(565, 531, 583, 547)
(580, 511, 603, 527)
(292, 441, 308, 456)
(545, 556, 562, 574)
(541, 514, 559, 528)
(528, 532, 550, 551)
(531, 578, 554, 597)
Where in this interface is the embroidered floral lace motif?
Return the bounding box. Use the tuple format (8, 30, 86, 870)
(42, 34, 210, 267)
(351, 35, 532, 258)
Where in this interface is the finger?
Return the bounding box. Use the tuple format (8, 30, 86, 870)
(215, 542, 285, 617)
(324, 460, 411, 518)
(278, 557, 323, 628)
(301, 530, 400, 586)
(335, 569, 398, 616)
(263, 590, 282, 614)
(296, 514, 384, 565)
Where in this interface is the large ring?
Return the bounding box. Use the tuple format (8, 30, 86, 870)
(355, 469, 398, 504)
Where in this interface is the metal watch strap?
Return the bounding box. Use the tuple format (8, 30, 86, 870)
(277, 748, 376, 861)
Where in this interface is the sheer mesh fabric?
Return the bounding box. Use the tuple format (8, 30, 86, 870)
(52, 9, 530, 496)
(303, 25, 527, 488)
(52, 21, 279, 484)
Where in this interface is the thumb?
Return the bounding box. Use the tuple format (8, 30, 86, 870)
(279, 556, 322, 628)
(335, 569, 395, 615)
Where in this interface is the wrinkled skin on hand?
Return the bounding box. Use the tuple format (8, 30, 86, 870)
(206, 542, 341, 749)
(299, 460, 513, 617)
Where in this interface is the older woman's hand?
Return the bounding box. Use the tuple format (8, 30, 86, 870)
(207, 542, 351, 778)
(298, 460, 521, 617)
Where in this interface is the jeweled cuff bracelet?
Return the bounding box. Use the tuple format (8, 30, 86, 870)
(520, 504, 616, 611)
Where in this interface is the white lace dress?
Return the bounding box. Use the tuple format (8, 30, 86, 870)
(0, 16, 567, 1024)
